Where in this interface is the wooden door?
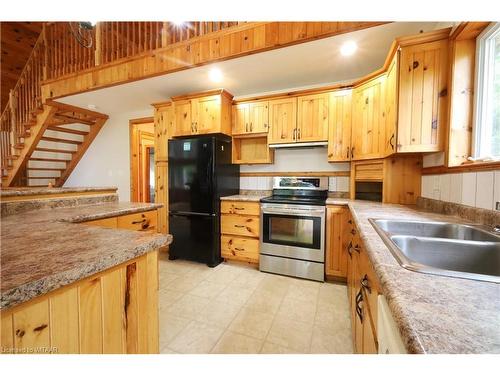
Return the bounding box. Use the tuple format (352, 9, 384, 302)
(325, 206, 349, 278)
(397, 39, 448, 153)
(268, 98, 297, 144)
(328, 90, 352, 161)
(352, 76, 386, 160)
(173, 99, 193, 136)
(297, 93, 329, 142)
(194, 95, 221, 134)
(232, 103, 249, 135)
(248, 101, 269, 133)
(384, 53, 398, 157)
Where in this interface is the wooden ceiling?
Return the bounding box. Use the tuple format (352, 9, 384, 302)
(1, 22, 43, 111)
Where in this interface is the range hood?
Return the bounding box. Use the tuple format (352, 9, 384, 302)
(269, 141, 328, 149)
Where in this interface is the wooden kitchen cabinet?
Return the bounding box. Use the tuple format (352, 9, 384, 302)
(325, 205, 350, 278)
(268, 97, 297, 144)
(296, 93, 329, 142)
(220, 200, 260, 264)
(0, 251, 159, 354)
(84, 210, 158, 233)
(232, 101, 269, 135)
(346, 215, 381, 354)
(396, 39, 449, 153)
(351, 75, 386, 160)
(328, 90, 352, 161)
(384, 53, 398, 157)
(172, 89, 233, 137)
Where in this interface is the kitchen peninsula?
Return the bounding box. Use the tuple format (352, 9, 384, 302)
(0, 187, 172, 354)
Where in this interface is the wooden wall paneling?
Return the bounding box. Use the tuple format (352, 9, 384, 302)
(145, 250, 159, 353)
(328, 90, 352, 161)
(49, 288, 79, 353)
(383, 155, 422, 205)
(12, 299, 50, 353)
(384, 52, 399, 157)
(155, 161, 168, 234)
(1, 313, 14, 353)
(78, 278, 103, 354)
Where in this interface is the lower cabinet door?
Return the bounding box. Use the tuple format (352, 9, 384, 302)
(117, 211, 157, 232)
(221, 235, 259, 263)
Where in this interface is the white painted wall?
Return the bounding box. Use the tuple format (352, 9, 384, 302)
(240, 147, 350, 192)
(64, 109, 153, 201)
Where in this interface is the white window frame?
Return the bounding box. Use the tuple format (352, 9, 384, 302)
(473, 22, 500, 159)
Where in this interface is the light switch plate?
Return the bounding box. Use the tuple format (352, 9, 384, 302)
(496, 201, 500, 211)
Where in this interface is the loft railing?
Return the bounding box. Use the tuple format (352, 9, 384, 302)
(0, 21, 244, 180)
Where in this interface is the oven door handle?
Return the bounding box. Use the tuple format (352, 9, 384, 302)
(262, 208, 325, 216)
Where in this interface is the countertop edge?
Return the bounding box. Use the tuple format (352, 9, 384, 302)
(61, 203, 164, 223)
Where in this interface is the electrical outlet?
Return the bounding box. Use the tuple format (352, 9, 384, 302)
(496, 201, 500, 211)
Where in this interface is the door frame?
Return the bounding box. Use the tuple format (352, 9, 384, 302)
(129, 117, 155, 202)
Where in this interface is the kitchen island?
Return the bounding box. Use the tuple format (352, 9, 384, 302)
(0, 187, 172, 354)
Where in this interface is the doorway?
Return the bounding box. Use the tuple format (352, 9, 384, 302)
(130, 117, 155, 202)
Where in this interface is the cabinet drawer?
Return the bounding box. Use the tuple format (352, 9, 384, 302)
(221, 214, 260, 238)
(116, 210, 157, 232)
(354, 161, 383, 181)
(221, 235, 259, 263)
(221, 201, 260, 216)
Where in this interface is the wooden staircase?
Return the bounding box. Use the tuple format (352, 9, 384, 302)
(1, 101, 108, 187)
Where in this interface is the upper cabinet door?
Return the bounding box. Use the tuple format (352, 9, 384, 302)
(194, 95, 221, 134)
(384, 53, 398, 157)
(268, 98, 297, 144)
(397, 39, 448, 153)
(351, 76, 386, 160)
(232, 103, 249, 135)
(173, 100, 193, 137)
(248, 101, 269, 134)
(328, 90, 352, 162)
(297, 93, 329, 142)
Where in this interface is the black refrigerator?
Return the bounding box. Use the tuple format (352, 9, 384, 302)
(168, 134, 240, 267)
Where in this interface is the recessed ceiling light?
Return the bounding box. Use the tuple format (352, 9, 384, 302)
(340, 41, 357, 56)
(209, 67, 223, 83)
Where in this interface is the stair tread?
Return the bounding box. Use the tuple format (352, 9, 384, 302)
(35, 147, 76, 154)
(29, 157, 69, 162)
(27, 167, 66, 171)
(41, 136, 83, 145)
(47, 126, 89, 136)
(22, 176, 57, 179)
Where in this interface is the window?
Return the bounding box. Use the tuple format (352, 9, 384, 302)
(474, 22, 500, 159)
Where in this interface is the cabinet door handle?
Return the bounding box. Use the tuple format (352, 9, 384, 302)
(234, 247, 245, 251)
(132, 219, 147, 224)
(361, 274, 371, 294)
(233, 207, 245, 211)
(389, 133, 395, 150)
(355, 289, 364, 323)
(346, 147, 350, 159)
(250, 122, 253, 132)
(293, 128, 297, 141)
(351, 147, 354, 159)
(245, 123, 249, 132)
(297, 128, 301, 140)
(234, 224, 246, 228)
(347, 242, 353, 258)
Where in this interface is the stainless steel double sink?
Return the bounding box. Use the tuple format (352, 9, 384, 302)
(369, 219, 500, 283)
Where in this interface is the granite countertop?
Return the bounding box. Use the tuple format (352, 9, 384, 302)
(346, 200, 500, 354)
(221, 192, 500, 353)
(1, 186, 118, 197)
(1, 202, 172, 310)
(220, 193, 269, 202)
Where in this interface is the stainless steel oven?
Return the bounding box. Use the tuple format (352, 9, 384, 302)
(259, 177, 328, 282)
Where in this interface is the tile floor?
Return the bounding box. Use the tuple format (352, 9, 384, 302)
(158, 252, 353, 354)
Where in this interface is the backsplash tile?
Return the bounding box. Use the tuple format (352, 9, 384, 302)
(240, 175, 350, 192)
(475, 171, 494, 210)
(421, 170, 499, 212)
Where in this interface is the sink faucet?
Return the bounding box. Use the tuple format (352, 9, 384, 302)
(493, 225, 500, 233)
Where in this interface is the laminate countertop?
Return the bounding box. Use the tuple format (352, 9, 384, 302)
(1, 186, 117, 198)
(1, 202, 172, 310)
(220, 194, 269, 202)
(222, 194, 500, 353)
